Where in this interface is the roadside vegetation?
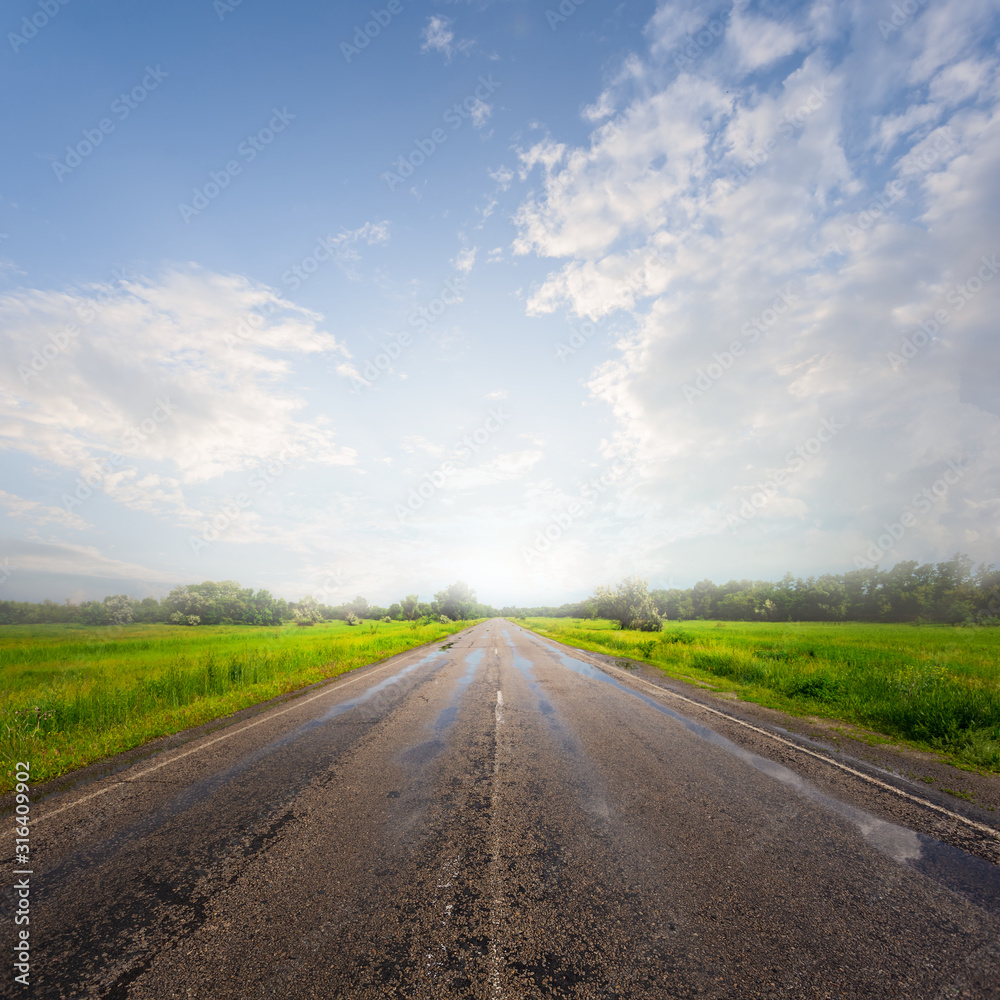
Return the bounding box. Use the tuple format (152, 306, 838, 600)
(515, 616, 1000, 774)
(510, 553, 998, 625)
(0, 618, 474, 794)
(0, 579, 493, 628)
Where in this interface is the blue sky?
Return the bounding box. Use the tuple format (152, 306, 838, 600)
(1, 0, 998, 608)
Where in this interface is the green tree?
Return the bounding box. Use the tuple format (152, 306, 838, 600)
(594, 576, 662, 630)
(292, 595, 322, 626)
(103, 594, 134, 626)
(433, 581, 477, 620)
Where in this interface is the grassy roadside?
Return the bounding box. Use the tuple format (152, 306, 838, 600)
(0, 618, 478, 793)
(514, 617, 1000, 774)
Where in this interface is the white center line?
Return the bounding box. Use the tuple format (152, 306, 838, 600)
(489, 686, 504, 998)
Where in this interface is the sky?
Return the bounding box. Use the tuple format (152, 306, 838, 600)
(0, 0, 998, 609)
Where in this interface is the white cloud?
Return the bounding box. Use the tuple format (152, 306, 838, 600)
(645, 0, 727, 55)
(509, 0, 1000, 578)
(726, 9, 805, 71)
(470, 99, 492, 129)
(444, 450, 543, 491)
(0, 269, 357, 524)
(582, 91, 616, 123)
(0, 490, 89, 530)
(489, 165, 514, 191)
(6, 537, 181, 584)
(453, 246, 478, 273)
(420, 15, 474, 62)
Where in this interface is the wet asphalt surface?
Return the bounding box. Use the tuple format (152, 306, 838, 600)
(7, 619, 1000, 998)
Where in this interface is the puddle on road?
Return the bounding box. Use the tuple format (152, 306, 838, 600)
(501, 630, 557, 722)
(396, 649, 485, 771)
(520, 631, 1000, 916)
(501, 629, 613, 831)
(31, 648, 455, 895)
(434, 649, 482, 731)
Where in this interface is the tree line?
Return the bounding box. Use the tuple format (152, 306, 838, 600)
(1, 555, 996, 628)
(587, 554, 1000, 628)
(0, 579, 495, 627)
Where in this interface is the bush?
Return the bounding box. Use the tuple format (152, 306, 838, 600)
(633, 619, 663, 632)
(595, 577, 663, 631)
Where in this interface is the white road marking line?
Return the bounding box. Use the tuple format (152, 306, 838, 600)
(38, 647, 446, 825)
(528, 631, 1000, 843)
(489, 685, 504, 998)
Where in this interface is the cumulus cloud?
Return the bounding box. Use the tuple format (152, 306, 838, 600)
(0, 268, 357, 525)
(510, 0, 1000, 577)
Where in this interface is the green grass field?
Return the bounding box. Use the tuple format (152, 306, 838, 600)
(515, 618, 1000, 774)
(0, 618, 475, 794)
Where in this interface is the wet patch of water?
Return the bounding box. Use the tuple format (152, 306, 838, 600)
(535, 637, 1000, 916)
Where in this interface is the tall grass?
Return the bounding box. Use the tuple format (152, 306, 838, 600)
(1, 619, 473, 793)
(517, 618, 1000, 773)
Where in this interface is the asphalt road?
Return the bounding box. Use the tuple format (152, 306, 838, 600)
(9, 619, 1000, 998)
